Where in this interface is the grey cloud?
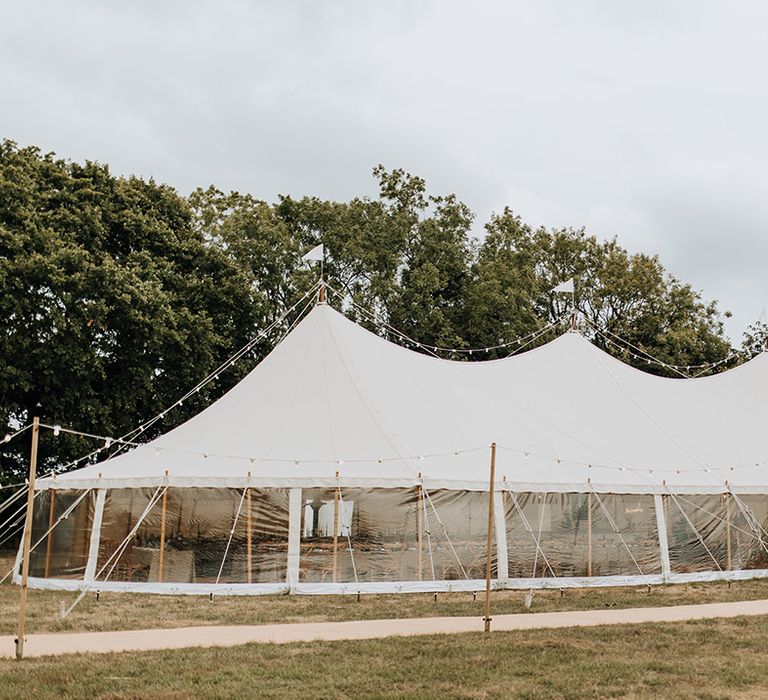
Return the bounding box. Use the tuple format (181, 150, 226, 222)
(1, 0, 766, 340)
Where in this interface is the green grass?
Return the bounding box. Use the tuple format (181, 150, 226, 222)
(3, 578, 768, 697)
(3, 616, 768, 698)
(2, 577, 768, 635)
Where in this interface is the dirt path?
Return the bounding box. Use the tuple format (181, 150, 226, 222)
(5, 598, 768, 659)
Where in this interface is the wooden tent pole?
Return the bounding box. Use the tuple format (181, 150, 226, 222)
(416, 476, 423, 581)
(483, 442, 496, 633)
(332, 472, 340, 583)
(158, 472, 168, 583)
(587, 487, 593, 577)
(16, 416, 40, 661)
(725, 492, 732, 571)
(246, 477, 252, 584)
(43, 489, 56, 578)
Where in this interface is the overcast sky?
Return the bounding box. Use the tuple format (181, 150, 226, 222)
(3, 1, 767, 340)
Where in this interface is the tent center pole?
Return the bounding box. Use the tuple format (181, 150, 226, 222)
(483, 442, 496, 633)
(16, 416, 39, 661)
(332, 472, 340, 583)
(158, 473, 168, 583)
(587, 488, 593, 577)
(725, 492, 732, 571)
(417, 477, 423, 581)
(44, 489, 56, 578)
(246, 483, 252, 584)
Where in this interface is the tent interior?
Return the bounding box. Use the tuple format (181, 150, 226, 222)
(14, 297, 768, 595)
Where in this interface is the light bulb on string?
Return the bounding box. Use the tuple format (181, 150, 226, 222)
(53, 425, 61, 437)
(104, 437, 112, 449)
(3, 434, 10, 443)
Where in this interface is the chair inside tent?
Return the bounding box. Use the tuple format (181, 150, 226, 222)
(14, 295, 768, 595)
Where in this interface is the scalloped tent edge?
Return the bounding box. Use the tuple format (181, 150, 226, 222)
(41, 301, 768, 495)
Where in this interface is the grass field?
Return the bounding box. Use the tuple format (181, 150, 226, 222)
(3, 577, 768, 636)
(4, 578, 768, 697)
(2, 616, 768, 698)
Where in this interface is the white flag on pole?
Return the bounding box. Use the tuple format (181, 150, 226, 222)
(551, 278, 574, 294)
(302, 244, 324, 263)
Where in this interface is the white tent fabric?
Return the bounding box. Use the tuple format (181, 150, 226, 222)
(44, 301, 768, 495)
(20, 300, 768, 596)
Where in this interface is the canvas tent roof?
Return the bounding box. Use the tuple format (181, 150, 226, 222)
(46, 302, 768, 494)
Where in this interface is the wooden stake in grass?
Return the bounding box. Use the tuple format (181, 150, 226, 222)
(483, 442, 496, 633)
(16, 416, 40, 661)
(332, 472, 340, 583)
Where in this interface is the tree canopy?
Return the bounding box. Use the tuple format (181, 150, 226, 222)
(0, 139, 752, 482)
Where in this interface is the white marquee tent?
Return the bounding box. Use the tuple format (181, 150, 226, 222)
(15, 299, 768, 596)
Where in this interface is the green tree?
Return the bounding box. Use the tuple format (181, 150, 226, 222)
(0, 141, 259, 479)
(188, 186, 316, 332)
(465, 208, 733, 371)
(742, 321, 768, 360)
(274, 166, 475, 349)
